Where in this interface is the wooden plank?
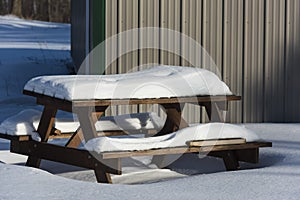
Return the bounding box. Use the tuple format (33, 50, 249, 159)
(37, 106, 58, 142)
(187, 138, 246, 147)
(10, 140, 120, 175)
(101, 142, 272, 159)
(65, 128, 84, 148)
(72, 96, 242, 107)
(202, 102, 225, 122)
(26, 105, 57, 168)
(75, 108, 106, 141)
(94, 167, 113, 184)
(156, 103, 189, 136)
(23, 90, 73, 112)
(220, 150, 240, 170)
(235, 148, 259, 164)
(0, 133, 30, 141)
(24, 90, 241, 107)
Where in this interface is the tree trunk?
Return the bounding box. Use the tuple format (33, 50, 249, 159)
(48, 0, 70, 23)
(0, 0, 10, 15)
(32, 0, 49, 21)
(21, 0, 33, 19)
(11, 0, 22, 17)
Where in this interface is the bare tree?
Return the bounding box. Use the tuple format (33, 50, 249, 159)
(11, 0, 22, 17)
(1, 0, 70, 22)
(0, 0, 12, 15)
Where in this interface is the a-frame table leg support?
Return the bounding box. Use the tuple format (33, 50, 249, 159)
(26, 105, 57, 168)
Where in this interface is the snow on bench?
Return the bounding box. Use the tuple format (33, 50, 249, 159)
(84, 123, 261, 153)
(24, 65, 232, 101)
(0, 109, 164, 141)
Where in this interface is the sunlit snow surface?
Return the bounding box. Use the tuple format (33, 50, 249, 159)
(0, 16, 299, 200)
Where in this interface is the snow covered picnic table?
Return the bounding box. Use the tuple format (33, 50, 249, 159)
(0, 66, 272, 183)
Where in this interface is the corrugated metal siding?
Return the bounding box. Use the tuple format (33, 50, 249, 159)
(139, 0, 161, 118)
(285, 0, 300, 122)
(264, 0, 286, 122)
(243, 0, 265, 122)
(223, 0, 243, 123)
(71, 0, 300, 122)
(181, 0, 202, 123)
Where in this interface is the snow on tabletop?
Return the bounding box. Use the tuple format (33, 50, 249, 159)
(24, 66, 232, 101)
(85, 123, 260, 153)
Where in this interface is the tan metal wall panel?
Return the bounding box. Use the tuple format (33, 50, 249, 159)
(285, 0, 300, 122)
(139, 0, 161, 117)
(105, 0, 118, 116)
(243, 0, 265, 122)
(160, 0, 181, 65)
(223, 0, 243, 123)
(264, 0, 286, 122)
(202, 0, 223, 76)
(201, 0, 224, 122)
(116, 0, 139, 115)
(181, 0, 202, 123)
(96, 0, 300, 122)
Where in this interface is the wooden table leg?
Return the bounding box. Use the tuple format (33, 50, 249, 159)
(26, 105, 57, 168)
(156, 103, 189, 136)
(218, 150, 240, 171)
(202, 101, 226, 122)
(153, 103, 189, 167)
(75, 106, 114, 183)
(65, 112, 103, 148)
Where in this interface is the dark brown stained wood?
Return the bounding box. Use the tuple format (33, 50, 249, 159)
(235, 148, 259, 164)
(10, 140, 120, 175)
(202, 102, 225, 122)
(94, 167, 113, 184)
(37, 106, 58, 142)
(220, 151, 240, 170)
(65, 111, 105, 148)
(64, 130, 147, 145)
(73, 95, 242, 107)
(51, 127, 62, 136)
(26, 105, 57, 168)
(156, 103, 189, 136)
(100, 142, 272, 159)
(23, 90, 73, 112)
(0, 133, 30, 141)
(23, 90, 241, 107)
(65, 128, 83, 148)
(187, 138, 246, 147)
(18, 90, 272, 183)
(75, 108, 107, 141)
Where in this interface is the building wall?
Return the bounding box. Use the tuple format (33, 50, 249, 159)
(72, 0, 300, 123)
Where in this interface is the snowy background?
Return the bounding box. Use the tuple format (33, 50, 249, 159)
(0, 16, 300, 200)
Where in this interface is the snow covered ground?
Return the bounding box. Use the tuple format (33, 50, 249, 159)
(0, 15, 72, 122)
(0, 16, 299, 200)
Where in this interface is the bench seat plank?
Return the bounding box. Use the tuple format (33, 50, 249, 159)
(100, 142, 272, 159)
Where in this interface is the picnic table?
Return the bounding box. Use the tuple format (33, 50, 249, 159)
(0, 66, 272, 183)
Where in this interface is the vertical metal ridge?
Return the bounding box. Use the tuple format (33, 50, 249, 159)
(70, 0, 300, 122)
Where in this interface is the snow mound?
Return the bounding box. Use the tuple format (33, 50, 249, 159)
(85, 123, 261, 153)
(0, 109, 164, 141)
(0, 109, 42, 141)
(24, 66, 232, 100)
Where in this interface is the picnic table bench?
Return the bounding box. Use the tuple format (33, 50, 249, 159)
(0, 66, 272, 183)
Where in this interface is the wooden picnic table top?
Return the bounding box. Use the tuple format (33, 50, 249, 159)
(23, 89, 241, 109)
